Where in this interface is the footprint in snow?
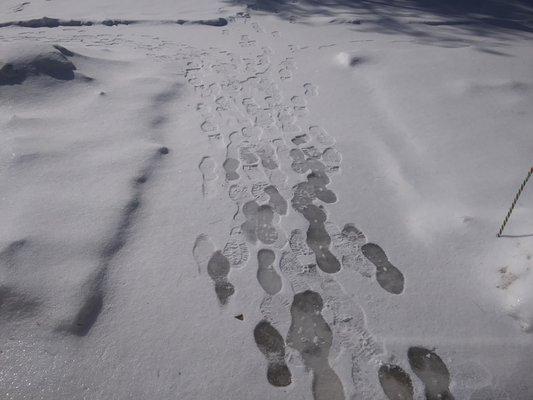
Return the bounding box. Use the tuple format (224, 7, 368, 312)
(193, 233, 213, 274)
(198, 156, 217, 198)
(265, 185, 287, 216)
(257, 249, 282, 295)
(254, 320, 292, 387)
(286, 290, 345, 400)
(222, 227, 249, 268)
(207, 250, 235, 306)
(238, 142, 260, 166)
(302, 205, 341, 274)
(193, 234, 234, 305)
(322, 147, 342, 173)
(309, 125, 335, 147)
(223, 158, 239, 181)
(241, 200, 278, 245)
(292, 133, 309, 146)
(304, 82, 318, 96)
(13, 2, 30, 13)
(408, 346, 455, 400)
(256, 142, 279, 171)
(251, 22, 263, 33)
(378, 363, 414, 400)
(337, 223, 373, 278)
(361, 243, 404, 294)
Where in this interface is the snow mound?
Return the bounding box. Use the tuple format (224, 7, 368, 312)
(0, 44, 76, 85)
(334, 51, 367, 67)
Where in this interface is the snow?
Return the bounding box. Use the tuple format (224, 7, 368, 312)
(504, 266, 533, 332)
(0, 0, 533, 399)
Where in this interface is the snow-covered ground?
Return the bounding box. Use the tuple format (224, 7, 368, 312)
(1, 1, 532, 399)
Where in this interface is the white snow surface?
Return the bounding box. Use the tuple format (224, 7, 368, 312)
(1, 0, 533, 399)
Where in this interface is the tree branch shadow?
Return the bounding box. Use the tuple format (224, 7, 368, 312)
(225, 0, 533, 45)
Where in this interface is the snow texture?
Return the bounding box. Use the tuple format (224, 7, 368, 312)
(1, 0, 533, 399)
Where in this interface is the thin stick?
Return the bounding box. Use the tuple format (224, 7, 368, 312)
(497, 167, 533, 237)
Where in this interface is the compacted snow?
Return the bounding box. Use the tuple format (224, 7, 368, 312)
(1, 0, 533, 399)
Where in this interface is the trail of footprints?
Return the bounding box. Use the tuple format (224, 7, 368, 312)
(187, 15, 468, 400)
(0, 24, 499, 400)
(378, 347, 455, 400)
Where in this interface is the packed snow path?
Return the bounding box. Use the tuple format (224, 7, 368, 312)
(189, 17, 410, 399)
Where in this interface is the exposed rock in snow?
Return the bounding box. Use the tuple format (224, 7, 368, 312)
(0, 44, 76, 85)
